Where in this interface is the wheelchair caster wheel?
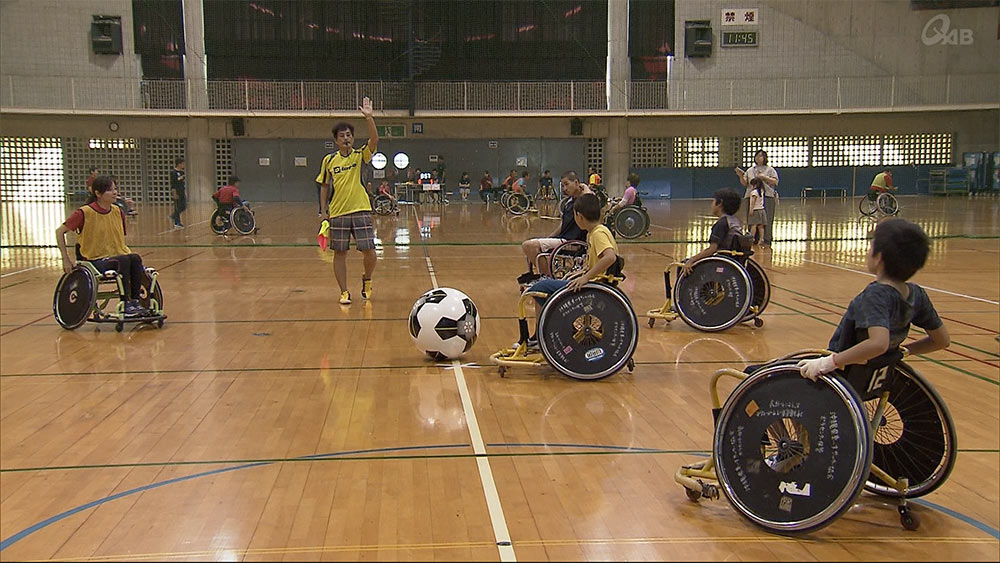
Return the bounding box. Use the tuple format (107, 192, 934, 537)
(703, 483, 720, 500)
(115, 322, 123, 332)
(899, 506, 920, 531)
(753, 317, 763, 328)
(684, 487, 702, 502)
(157, 319, 164, 328)
(647, 318, 655, 328)
(627, 358, 635, 372)
(498, 366, 507, 377)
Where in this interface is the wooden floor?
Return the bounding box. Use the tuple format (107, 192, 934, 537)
(1, 196, 998, 561)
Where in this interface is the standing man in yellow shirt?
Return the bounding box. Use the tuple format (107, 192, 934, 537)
(317, 96, 379, 305)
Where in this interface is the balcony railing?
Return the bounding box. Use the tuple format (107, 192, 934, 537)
(1, 74, 996, 113)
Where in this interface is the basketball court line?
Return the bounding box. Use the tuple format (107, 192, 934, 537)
(803, 259, 1000, 305)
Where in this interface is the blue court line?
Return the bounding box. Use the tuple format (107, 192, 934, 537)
(3, 443, 998, 551)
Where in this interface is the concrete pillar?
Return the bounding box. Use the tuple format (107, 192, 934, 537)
(607, 0, 630, 112)
(605, 118, 630, 197)
(186, 118, 214, 202)
(181, 0, 207, 111)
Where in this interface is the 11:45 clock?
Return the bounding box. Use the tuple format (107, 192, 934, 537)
(721, 31, 758, 47)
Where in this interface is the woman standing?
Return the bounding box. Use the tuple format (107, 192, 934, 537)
(735, 149, 779, 245)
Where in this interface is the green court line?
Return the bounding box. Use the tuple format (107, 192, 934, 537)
(3, 232, 997, 250)
(772, 283, 1000, 359)
(771, 300, 998, 386)
(4, 446, 997, 474)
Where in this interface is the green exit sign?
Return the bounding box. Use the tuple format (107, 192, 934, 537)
(721, 31, 758, 47)
(376, 125, 405, 138)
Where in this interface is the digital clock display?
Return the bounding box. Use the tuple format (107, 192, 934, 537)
(721, 31, 758, 47)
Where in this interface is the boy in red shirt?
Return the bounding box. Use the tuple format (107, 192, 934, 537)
(213, 175, 244, 215)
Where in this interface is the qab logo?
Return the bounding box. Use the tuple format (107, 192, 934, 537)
(922, 14, 973, 46)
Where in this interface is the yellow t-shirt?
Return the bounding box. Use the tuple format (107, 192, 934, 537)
(315, 145, 373, 217)
(585, 224, 618, 276)
(78, 204, 130, 260)
(871, 172, 893, 190)
(588, 173, 602, 186)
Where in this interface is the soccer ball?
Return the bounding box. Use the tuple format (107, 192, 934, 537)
(408, 288, 480, 360)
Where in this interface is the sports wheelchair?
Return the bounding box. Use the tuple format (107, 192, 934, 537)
(604, 201, 651, 239)
(53, 261, 166, 332)
(492, 266, 638, 381)
(647, 251, 769, 331)
(674, 348, 955, 534)
(211, 202, 257, 235)
(372, 193, 400, 215)
(859, 188, 900, 217)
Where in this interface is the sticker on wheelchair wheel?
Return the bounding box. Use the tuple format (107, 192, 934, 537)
(584, 347, 605, 362)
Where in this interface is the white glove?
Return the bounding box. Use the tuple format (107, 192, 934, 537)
(797, 355, 838, 381)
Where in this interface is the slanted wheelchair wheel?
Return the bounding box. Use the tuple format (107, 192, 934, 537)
(714, 364, 873, 534)
(594, 187, 608, 209)
(674, 255, 752, 332)
(742, 258, 771, 321)
(53, 266, 98, 329)
(210, 210, 229, 234)
(232, 206, 255, 235)
(858, 196, 878, 217)
(862, 362, 956, 498)
(507, 193, 531, 215)
(373, 194, 394, 215)
(613, 206, 649, 239)
(138, 268, 164, 314)
(548, 240, 589, 280)
(536, 283, 638, 380)
(876, 193, 899, 216)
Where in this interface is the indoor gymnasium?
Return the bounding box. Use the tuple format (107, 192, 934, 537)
(1, 1, 998, 561)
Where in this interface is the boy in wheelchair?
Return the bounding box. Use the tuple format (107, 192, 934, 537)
(681, 188, 751, 274)
(796, 217, 949, 380)
(213, 175, 245, 215)
(56, 176, 149, 317)
(520, 192, 620, 347)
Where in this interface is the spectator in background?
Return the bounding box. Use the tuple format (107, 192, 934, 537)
(458, 172, 471, 201)
(537, 169, 555, 200)
(169, 157, 186, 229)
(588, 166, 602, 188)
(479, 170, 494, 201)
(434, 155, 446, 186)
(735, 149, 779, 245)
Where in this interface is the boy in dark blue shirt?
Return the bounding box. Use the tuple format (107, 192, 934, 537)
(798, 218, 950, 379)
(681, 187, 745, 275)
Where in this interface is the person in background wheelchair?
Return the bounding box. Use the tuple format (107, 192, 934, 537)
(56, 176, 149, 317)
(211, 176, 257, 235)
(518, 170, 591, 284)
(213, 175, 245, 217)
(372, 179, 400, 215)
(603, 173, 650, 239)
(797, 217, 949, 380)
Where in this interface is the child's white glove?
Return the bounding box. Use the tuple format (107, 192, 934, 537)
(796, 355, 838, 381)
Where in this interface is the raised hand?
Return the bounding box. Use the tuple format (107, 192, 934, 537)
(359, 96, 373, 118)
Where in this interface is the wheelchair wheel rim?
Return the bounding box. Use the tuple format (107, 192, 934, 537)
(138, 270, 164, 313)
(877, 193, 899, 215)
(232, 207, 255, 234)
(858, 197, 877, 216)
(210, 210, 229, 234)
(53, 267, 97, 329)
(548, 240, 589, 280)
(714, 366, 873, 533)
(674, 256, 752, 331)
(537, 283, 637, 380)
(614, 206, 648, 239)
(742, 258, 771, 319)
(862, 362, 956, 498)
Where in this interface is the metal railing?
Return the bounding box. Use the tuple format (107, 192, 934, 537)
(1, 74, 996, 113)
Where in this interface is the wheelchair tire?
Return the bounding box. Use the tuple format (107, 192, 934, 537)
(742, 258, 771, 321)
(714, 363, 873, 534)
(674, 255, 752, 332)
(232, 206, 255, 235)
(536, 283, 638, 380)
(138, 268, 164, 314)
(53, 266, 98, 330)
(594, 187, 608, 209)
(862, 362, 957, 498)
(613, 206, 650, 239)
(858, 196, 877, 217)
(210, 210, 229, 234)
(507, 193, 531, 216)
(548, 240, 589, 280)
(876, 193, 899, 216)
(373, 194, 395, 215)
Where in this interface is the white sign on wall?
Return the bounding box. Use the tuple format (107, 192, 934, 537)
(722, 8, 758, 26)
(516, 156, 528, 167)
(258, 157, 271, 166)
(373, 170, 385, 178)
(294, 156, 307, 167)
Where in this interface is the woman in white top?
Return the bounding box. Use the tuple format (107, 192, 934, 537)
(734, 149, 779, 245)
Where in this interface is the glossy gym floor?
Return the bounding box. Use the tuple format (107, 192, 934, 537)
(1, 195, 998, 561)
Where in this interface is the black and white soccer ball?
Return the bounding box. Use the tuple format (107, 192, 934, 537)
(408, 288, 480, 360)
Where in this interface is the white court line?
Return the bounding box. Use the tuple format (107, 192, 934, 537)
(0, 264, 47, 278)
(156, 218, 210, 236)
(418, 206, 515, 561)
(804, 259, 1000, 306)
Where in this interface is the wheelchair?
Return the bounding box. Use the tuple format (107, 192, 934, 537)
(859, 188, 900, 217)
(491, 266, 638, 381)
(647, 251, 769, 331)
(531, 239, 589, 282)
(372, 193, 400, 216)
(211, 202, 257, 235)
(604, 201, 651, 239)
(674, 348, 956, 534)
(53, 260, 166, 332)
